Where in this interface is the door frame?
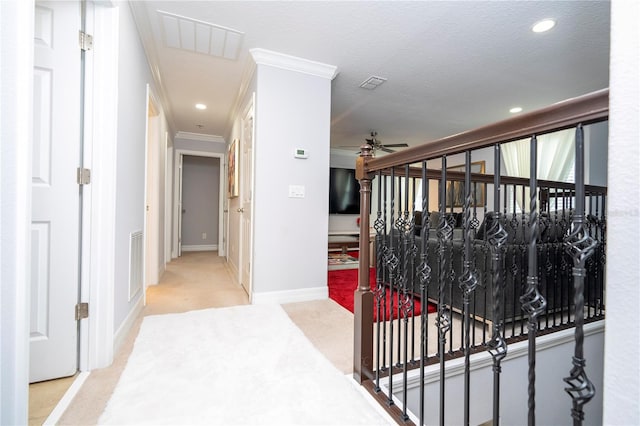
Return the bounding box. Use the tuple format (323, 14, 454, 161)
(78, 0, 119, 373)
(172, 149, 226, 258)
(1, 0, 118, 421)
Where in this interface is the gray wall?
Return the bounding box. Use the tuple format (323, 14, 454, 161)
(113, 4, 160, 330)
(181, 155, 220, 247)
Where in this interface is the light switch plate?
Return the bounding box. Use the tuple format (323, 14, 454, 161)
(288, 185, 305, 198)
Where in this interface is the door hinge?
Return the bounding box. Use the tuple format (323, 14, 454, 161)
(79, 30, 93, 51)
(75, 302, 89, 320)
(77, 167, 91, 185)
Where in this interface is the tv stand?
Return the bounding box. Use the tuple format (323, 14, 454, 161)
(328, 231, 359, 253)
(327, 230, 375, 267)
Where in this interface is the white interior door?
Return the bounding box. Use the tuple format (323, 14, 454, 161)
(240, 103, 254, 295)
(145, 96, 160, 287)
(30, 0, 82, 382)
(177, 154, 184, 257)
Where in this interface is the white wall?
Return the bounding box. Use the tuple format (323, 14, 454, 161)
(395, 323, 604, 425)
(251, 63, 332, 300)
(602, 1, 640, 423)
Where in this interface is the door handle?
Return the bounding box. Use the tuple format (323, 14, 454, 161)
(237, 208, 244, 213)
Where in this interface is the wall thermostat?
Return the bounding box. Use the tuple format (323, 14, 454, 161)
(294, 148, 309, 159)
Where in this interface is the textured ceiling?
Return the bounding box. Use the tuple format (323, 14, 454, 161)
(130, 1, 610, 153)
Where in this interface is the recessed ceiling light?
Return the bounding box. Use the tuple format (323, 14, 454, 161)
(532, 19, 556, 33)
(195, 103, 207, 110)
(510, 107, 523, 114)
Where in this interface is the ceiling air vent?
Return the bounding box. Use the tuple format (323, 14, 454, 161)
(158, 10, 244, 60)
(359, 75, 387, 90)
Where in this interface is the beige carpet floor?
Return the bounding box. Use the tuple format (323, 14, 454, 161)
(57, 252, 355, 425)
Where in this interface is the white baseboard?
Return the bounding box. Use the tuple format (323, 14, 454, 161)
(182, 244, 218, 252)
(43, 371, 90, 426)
(113, 295, 144, 356)
(252, 286, 328, 305)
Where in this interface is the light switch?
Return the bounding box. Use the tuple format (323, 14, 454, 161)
(288, 185, 305, 198)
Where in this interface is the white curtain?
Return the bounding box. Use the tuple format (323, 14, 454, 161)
(501, 128, 575, 211)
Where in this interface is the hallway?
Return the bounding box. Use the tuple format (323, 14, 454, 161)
(32, 251, 247, 424)
(47, 252, 353, 424)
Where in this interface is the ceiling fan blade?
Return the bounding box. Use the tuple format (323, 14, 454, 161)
(382, 143, 409, 148)
(380, 147, 395, 153)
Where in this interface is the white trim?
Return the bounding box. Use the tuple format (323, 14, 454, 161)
(395, 320, 605, 390)
(225, 55, 257, 137)
(251, 286, 328, 305)
(0, 0, 34, 422)
(80, 0, 118, 372)
(250, 48, 339, 80)
(173, 149, 226, 258)
(127, 1, 176, 132)
(112, 295, 144, 356)
(182, 244, 218, 252)
(42, 371, 90, 426)
(175, 131, 225, 144)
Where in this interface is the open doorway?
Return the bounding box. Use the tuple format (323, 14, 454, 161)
(173, 150, 226, 259)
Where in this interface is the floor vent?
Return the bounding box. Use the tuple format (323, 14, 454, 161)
(129, 231, 143, 301)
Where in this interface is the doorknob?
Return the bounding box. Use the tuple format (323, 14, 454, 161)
(237, 208, 244, 213)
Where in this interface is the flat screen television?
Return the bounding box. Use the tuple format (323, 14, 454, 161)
(329, 167, 360, 214)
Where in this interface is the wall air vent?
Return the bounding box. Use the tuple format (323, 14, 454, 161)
(359, 75, 387, 90)
(158, 10, 244, 60)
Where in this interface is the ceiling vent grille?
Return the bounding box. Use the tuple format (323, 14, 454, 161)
(158, 10, 244, 60)
(359, 75, 387, 90)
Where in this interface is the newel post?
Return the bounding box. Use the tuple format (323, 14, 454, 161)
(353, 144, 374, 384)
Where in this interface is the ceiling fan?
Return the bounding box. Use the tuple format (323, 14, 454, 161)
(340, 131, 409, 154)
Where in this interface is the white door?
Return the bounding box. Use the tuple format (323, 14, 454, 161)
(145, 97, 160, 287)
(30, 0, 82, 382)
(240, 104, 254, 295)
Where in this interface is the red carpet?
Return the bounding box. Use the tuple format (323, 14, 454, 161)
(327, 267, 436, 321)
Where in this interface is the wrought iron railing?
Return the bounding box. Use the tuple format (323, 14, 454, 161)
(353, 89, 608, 426)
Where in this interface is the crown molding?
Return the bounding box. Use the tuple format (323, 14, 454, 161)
(128, 1, 177, 135)
(174, 131, 225, 144)
(250, 48, 338, 80)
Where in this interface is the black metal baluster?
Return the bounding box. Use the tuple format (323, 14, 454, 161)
(418, 161, 431, 426)
(386, 170, 398, 406)
(459, 151, 479, 426)
(487, 144, 508, 426)
(400, 166, 412, 422)
(563, 124, 596, 426)
(410, 178, 417, 364)
(598, 194, 606, 317)
(520, 135, 547, 426)
(437, 156, 452, 426)
(374, 171, 385, 392)
(395, 176, 406, 369)
(381, 174, 389, 370)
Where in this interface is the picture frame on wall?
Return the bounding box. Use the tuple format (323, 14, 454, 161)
(228, 139, 239, 198)
(446, 160, 486, 207)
